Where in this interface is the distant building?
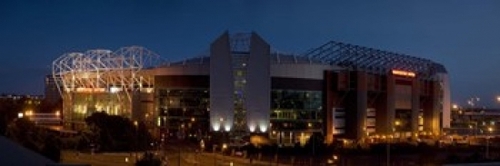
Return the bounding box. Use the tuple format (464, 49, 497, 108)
(0, 94, 42, 101)
(52, 32, 450, 144)
(44, 75, 61, 104)
(449, 107, 500, 136)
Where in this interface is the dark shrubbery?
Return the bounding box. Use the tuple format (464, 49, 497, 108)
(5, 118, 61, 162)
(135, 152, 162, 166)
(83, 112, 153, 152)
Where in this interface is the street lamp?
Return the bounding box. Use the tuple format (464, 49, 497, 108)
(222, 143, 228, 164)
(212, 144, 219, 166)
(133, 121, 139, 161)
(200, 139, 205, 151)
(487, 127, 494, 159)
(387, 126, 396, 166)
(394, 120, 400, 140)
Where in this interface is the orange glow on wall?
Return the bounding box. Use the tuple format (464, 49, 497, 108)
(391, 70, 416, 77)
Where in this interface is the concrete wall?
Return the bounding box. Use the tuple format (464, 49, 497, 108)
(245, 33, 271, 133)
(271, 63, 333, 79)
(438, 73, 451, 129)
(209, 32, 234, 132)
(154, 64, 209, 76)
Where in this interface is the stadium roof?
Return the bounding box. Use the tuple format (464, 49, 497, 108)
(164, 32, 448, 80)
(303, 41, 447, 78)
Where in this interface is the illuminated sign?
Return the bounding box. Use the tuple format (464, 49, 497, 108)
(75, 87, 106, 93)
(391, 70, 416, 77)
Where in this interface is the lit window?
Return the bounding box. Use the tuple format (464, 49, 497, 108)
(236, 70, 244, 76)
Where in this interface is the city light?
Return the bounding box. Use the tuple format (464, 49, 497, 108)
(395, 120, 401, 126)
(222, 143, 227, 150)
(17, 112, 23, 118)
(25, 110, 33, 116)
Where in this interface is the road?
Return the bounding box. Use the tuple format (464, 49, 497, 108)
(61, 150, 284, 166)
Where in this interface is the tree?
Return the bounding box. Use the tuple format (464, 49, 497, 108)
(5, 117, 61, 162)
(0, 97, 23, 135)
(41, 134, 61, 162)
(135, 152, 161, 166)
(84, 112, 153, 152)
(304, 132, 325, 155)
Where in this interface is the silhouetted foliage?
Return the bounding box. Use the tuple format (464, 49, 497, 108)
(465, 152, 482, 163)
(446, 153, 461, 163)
(84, 112, 153, 152)
(304, 132, 325, 155)
(135, 152, 161, 166)
(42, 135, 61, 162)
(0, 97, 24, 135)
(5, 118, 61, 162)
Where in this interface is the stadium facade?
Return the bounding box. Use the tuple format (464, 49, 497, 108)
(52, 32, 450, 144)
(52, 47, 160, 128)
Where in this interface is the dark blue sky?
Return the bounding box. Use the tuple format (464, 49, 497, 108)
(1, 0, 500, 107)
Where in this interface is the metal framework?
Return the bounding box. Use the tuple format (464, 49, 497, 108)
(52, 46, 163, 122)
(303, 41, 447, 79)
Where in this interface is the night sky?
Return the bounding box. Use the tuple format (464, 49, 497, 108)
(1, 1, 500, 107)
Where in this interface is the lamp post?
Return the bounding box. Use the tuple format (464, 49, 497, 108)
(387, 121, 398, 166)
(222, 143, 228, 165)
(487, 127, 493, 159)
(387, 134, 390, 166)
(395, 120, 401, 141)
(213, 144, 218, 166)
(134, 121, 139, 161)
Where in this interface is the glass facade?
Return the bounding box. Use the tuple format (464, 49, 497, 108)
(270, 90, 323, 145)
(67, 93, 129, 122)
(157, 88, 210, 138)
(233, 54, 248, 134)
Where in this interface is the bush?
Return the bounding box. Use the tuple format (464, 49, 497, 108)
(84, 112, 153, 152)
(135, 152, 161, 166)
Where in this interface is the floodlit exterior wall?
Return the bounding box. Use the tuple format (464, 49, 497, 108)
(438, 73, 451, 129)
(246, 34, 271, 133)
(210, 33, 234, 132)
